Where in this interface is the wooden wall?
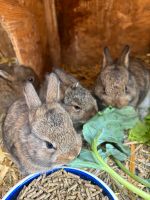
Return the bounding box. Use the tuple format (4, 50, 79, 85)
(0, 0, 149, 81)
(56, 0, 150, 66)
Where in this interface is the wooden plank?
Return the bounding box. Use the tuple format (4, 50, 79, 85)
(44, 0, 61, 67)
(0, 24, 15, 58)
(0, 0, 44, 77)
(56, 0, 150, 66)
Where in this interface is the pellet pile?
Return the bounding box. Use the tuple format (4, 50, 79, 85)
(17, 169, 109, 200)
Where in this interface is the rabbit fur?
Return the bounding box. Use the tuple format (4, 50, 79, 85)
(2, 73, 82, 175)
(94, 45, 150, 118)
(0, 63, 40, 142)
(40, 68, 98, 132)
(0, 63, 39, 113)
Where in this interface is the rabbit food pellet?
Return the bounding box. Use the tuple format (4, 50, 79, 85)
(17, 169, 109, 200)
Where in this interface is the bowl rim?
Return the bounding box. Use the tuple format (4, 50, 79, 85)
(2, 167, 118, 200)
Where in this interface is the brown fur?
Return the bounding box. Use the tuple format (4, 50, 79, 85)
(0, 63, 39, 113)
(94, 45, 150, 117)
(40, 68, 98, 131)
(0, 63, 40, 141)
(2, 73, 82, 175)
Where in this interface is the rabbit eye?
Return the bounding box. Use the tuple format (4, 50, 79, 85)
(28, 76, 34, 82)
(73, 105, 81, 111)
(45, 141, 54, 149)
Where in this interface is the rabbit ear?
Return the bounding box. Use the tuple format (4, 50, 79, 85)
(71, 82, 79, 89)
(102, 47, 113, 68)
(24, 82, 41, 109)
(54, 68, 77, 86)
(119, 45, 130, 68)
(0, 70, 14, 81)
(46, 73, 60, 103)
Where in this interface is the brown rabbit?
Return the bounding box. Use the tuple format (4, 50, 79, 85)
(0, 63, 39, 143)
(0, 63, 39, 113)
(94, 45, 150, 118)
(40, 68, 98, 132)
(2, 73, 82, 175)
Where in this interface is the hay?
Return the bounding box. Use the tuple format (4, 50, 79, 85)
(0, 146, 22, 198)
(92, 144, 150, 200)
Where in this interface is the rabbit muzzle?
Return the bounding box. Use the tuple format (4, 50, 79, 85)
(84, 106, 98, 121)
(56, 147, 81, 164)
(101, 93, 131, 108)
(56, 136, 82, 164)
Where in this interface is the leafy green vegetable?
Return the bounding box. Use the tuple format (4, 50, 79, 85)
(68, 149, 101, 169)
(129, 114, 150, 145)
(106, 144, 128, 161)
(69, 106, 138, 166)
(68, 107, 150, 199)
(83, 107, 138, 144)
(83, 106, 138, 160)
(69, 148, 108, 169)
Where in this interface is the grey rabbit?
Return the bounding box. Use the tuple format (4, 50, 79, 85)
(94, 45, 150, 118)
(2, 73, 82, 175)
(40, 68, 98, 132)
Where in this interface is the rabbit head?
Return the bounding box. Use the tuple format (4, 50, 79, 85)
(27, 74, 82, 165)
(0, 64, 40, 112)
(53, 68, 98, 125)
(3, 73, 82, 174)
(94, 45, 138, 108)
(0, 63, 39, 89)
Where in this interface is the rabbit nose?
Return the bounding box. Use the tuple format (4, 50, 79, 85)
(115, 97, 129, 108)
(56, 145, 81, 163)
(87, 106, 98, 119)
(115, 103, 123, 108)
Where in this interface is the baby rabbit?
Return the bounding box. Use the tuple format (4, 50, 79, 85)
(2, 73, 82, 175)
(0, 63, 39, 143)
(0, 63, 39, 113)
(94, 45, 150, 118)
(40, 68, 98, 131)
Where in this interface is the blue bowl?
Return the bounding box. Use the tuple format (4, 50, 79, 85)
(3, 167, 118, 200)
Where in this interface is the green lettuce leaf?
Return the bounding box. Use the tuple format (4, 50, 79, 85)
(68, 106, 139, 168)
(83, 106, 139, 161)
(106, 144, 128, 161)
(129, 114, 150, 145)
(68, 149, 102, 169)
